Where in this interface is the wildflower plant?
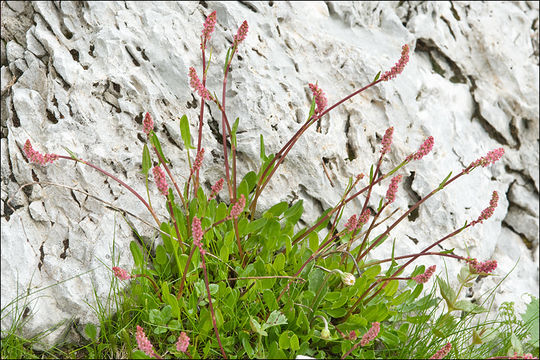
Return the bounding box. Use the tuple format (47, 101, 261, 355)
(22, 10, 518, 359)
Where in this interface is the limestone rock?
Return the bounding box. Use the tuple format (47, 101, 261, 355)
(1, 1, 538, 348)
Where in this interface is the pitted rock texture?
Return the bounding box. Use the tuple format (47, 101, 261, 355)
(1, 1, 538, 347)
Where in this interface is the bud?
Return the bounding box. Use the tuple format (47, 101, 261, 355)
(321, 326, 331, 340)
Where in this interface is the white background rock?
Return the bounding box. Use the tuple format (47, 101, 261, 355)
(1, 1, 538, 347)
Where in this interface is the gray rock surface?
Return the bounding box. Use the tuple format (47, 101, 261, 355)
(1, 1, 538, 348)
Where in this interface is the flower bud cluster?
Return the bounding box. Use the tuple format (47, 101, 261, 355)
(381, 127, 394, 155)
(176, 331, 190, 353)
(143, 112, 154, 135)
(112, 266, 131, 280)
(209, 178, 224, 200)
(381, 44, 410, 81)
(360, 322, 380, 346)
(406, 136, 434, 161)
(152, 166, 169, 196)
(233, 21, 249, 45)
(469, 147, 505, 168)
(467, 258, 497, 274)
(24, 139, 59, 165)
(412, 265, 436, 284)
(430, 342, 452, 359)
(136, 325, 158, 358)
(201, 11, 217, 49)
(308, 83, 328, 115)
(229, 194, 245, 219)
(471, 191, 498, 226)
(189, 67, 212, 101)
(385, 174, 403, 204)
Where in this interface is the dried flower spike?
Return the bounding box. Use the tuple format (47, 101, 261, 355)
(381, 127, 394, 155)
(413, 265, 436, 284)
(309, 83, 328, 115)
(201, 11, 217, 49)
(189, 67, 212, 101)
(152, 166, 169, 196)
(430, 342, 452, 359)
(136, 325, 157, 358)
(112, 266, 131, 280)
(360, 322, 380, 346)
(176, 331, 190, 353)
(143, 112, 154, 135)
(381, 44, 410, 81)
(385, 174, 403, 204)
(24, 139, 59, 165)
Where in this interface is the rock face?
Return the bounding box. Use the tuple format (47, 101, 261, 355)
(1, 1, 538, 347)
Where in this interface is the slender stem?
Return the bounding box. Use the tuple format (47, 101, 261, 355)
(55, 155, 161, 226)
(355, 203, 385, 264)
(132, 274, 162, 302)
(367, 251, 466, 267)
(233, 218, 245, 266)
(195, 43, 208, 195)
(200, 250, 227, 358)
(151, 145, 187, 211)
(167, 200, 184, 252)
(176, 246, 197, 300)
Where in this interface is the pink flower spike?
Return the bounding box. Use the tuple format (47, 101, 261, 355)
(471, 191, 498, 226)
(469, 147, 505, 169)
(189, 67, 212, 101)
(176, 331, 190, 353)
(385, 174, 403, 205)
(430, 342, 452, 359)
(358, 208, 371, 227)
(209, 178, 224, 200)
(468, 258, 497, 274)
(112, 266, 131, 280)
(136, 325, 157, 358)
(412, 136, 434, 161)
(192, 216, 203, 248)
(309, 83, 328, 115)
(229, 194, 246, 219)
(143, 112, 154, 135)
(192, 148, 205, 173)
(152, 166, 169, 196)
(23, 139, 59, 165)
(233, 20, 249, 45)
(345, 214, 358, 232)
(348, 330, 357, 341)
(381, 44, 410, 81)
(360, 322, 380, 346)
(201, 11, 217, 49)
(413, 265, 436, 284)
(381, 127, 394, 155)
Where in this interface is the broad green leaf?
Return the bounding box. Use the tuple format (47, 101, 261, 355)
(363, 264, 381, 280)
(265, 310, 287, 329)
(383, 280, 399, 297)
(521, 296, 540, 345)
(246, 218, 267, 234)
(510, 333, 523, 354)
(266, 201, 289, 217)
(308, 96, 316, 119)
(326, 307, 347, 318)
(263, 289, 278, 311)
(279, 331, 290, 350)
(289, 334, 300, 351)
(283, 200, 304, 223)
(129, 241, 143, 268)
(155, 245, 168, 265)
(273, 253, 285, 272)
(437, 278, 456, 310)
(150, 133, 168, 164)
(142, 144, 151, 174)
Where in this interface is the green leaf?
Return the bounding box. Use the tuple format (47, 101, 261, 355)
(265, 310, 288, 329)
(283, 200, 304, 224)
(273, 253, 286, 272)
(129, 241, 143, 268)
(279, 331, 290, 350)
(369, 165, 374, 184)
(308, 96, 316, 119)
(179, 114, 194, 149)
(155, 245, 168, 266)
(142, 144, 151, 175)
(510, 333, 523, 354)
(231, 117, 239, 148)
(266, 201, 289, 217)
(223, 48, 232, 73)
(150, 134, 168, 164)
(289, 334, 300, 351)
(373, 70, 381, 82)
(263, 289, 278, 311)
(62, 146, 80, 161)
(84, 323, 97, 341)
(363, 264, 381, 280)
(132, 350, 151, 359)
(437, 277, 456, 311)
(521, 296, 540, 345)
(454, 299, 475, 312)
(326, 307, 347, 318)
(438, 171, 453, 189)
(384, 280, 399, 297)
(260, 134, 267, 162)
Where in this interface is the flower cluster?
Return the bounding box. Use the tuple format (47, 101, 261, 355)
(358, 208, 371, 227)
(430, 342, 452, 359)
(471, 191, 498, 226)
(192, 216, 204, 250)
(413, 265, 436, 284)
(467, 258, 497, 274)
(233, 20, 249, 45)
(112, 266, 131, 280)
(201, 11, 217, 49)
(345, 214, 358, 232)
(23, 139, 59, 165)
(406, 136, 434, 161)
(189, 67, 212, 101)
(229, 194, 245, 219)
(308, 83, 328, 116)
(469, 147, 505, 168)
(385, 174, 403, 204)
(192, 148, 205, 173)
(209, 178, 224, 200)
(176, 331, 190, 353)
(381, 44, 410, 81)
(136, 325, 158, 358)
(381, 126, 394, 155)
(360, 322, 380, 346)
(143, 112, 154, 135)
(152, 166, 169, 196)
